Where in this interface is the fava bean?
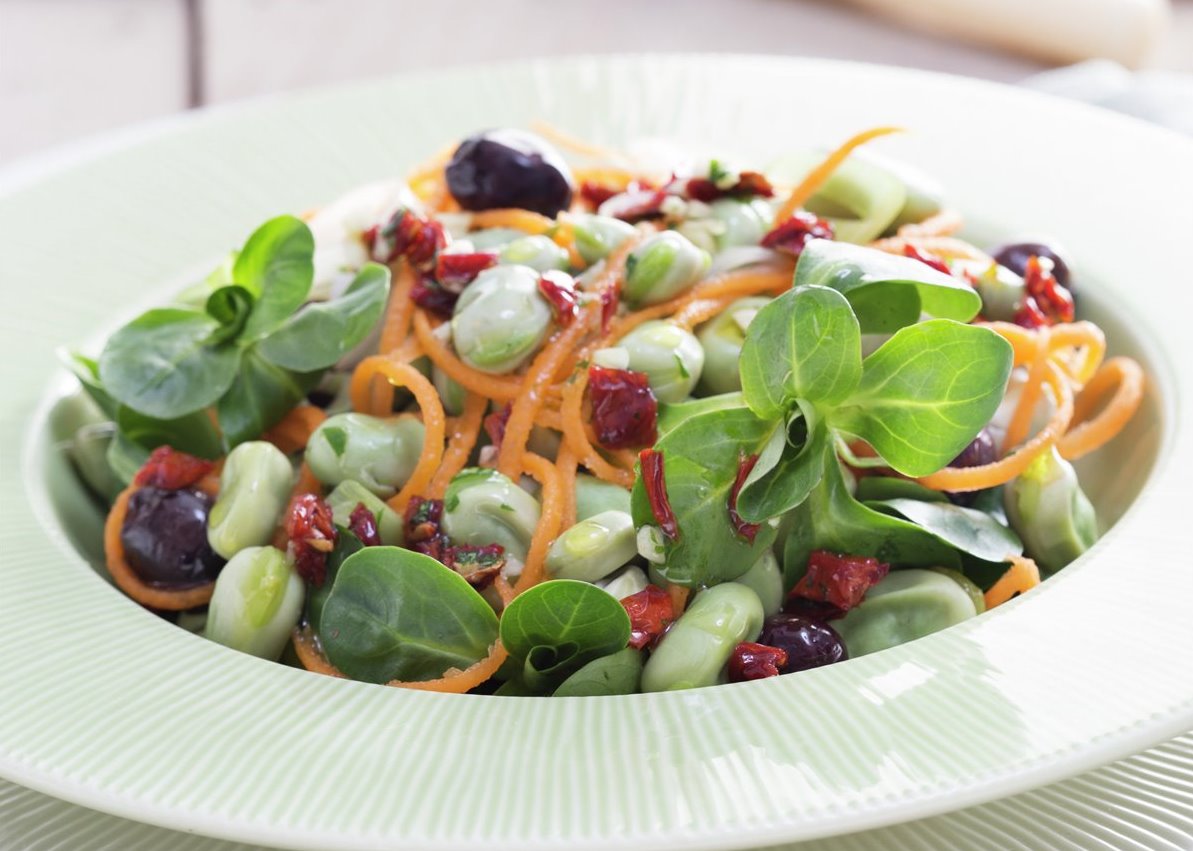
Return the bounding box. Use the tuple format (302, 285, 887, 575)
(618, 321, 705, 404)
(546, 510, 637, 582)
(571, 214, 636, 264)
(499, 235, 569, 271)
(443, 467, 541, 566)
(206, 546, 304, 661)
(736, 550, 784, 617)
(696, 296, 769, 396)
(1005, 447, 1098, 572)
(574, 473, 632, 521)
(641, 583, 764, 691)
(833, 569, 977, 658)
(623, 231, 710, 307)
(598, 565, 648, 600)
(451, 264, 553, 373)
(431, 363, 468, 416)
(207, 441, 294, 560)
(326, 479, 405, 545)
(305, 412, 424, 497)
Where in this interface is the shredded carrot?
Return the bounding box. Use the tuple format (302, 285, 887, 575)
(292, 626, 346, 678)
(672, 296, 736, 331)
(896, 208, 963, 239)
(1046, 321, 1106, 386)
(348, 357, 446, 512)
(550, 218, 586, 267)
(470, 208, 555, 234)
(428, 392, 488, 497)
(378, 260, 418, 355)
(1059, 356, 1145, 460)
(104, 477, 220, 611)
(497, 306, 595, 479)
(262, 405, 327, 455)
(493, 575, 517, 609)
(1003, 327, 1052, 453)
(984, 556, 1041, 609)
(412, 310, 524, 402)
(870, 235, 993, 263)
(513, 453, 564, 594)
(668, 585, 691, 617)
(571, 165, 643, 190)
(555, 446, 579, 530)
(773, 126, 903, 226)
(917, 360, 1073, 492)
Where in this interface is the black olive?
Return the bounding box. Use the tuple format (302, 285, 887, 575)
(990, 241, 1073, 291)
(446, 130, 573, 218)
(121, 486, 225, 588)
(758, 614, 848, 674)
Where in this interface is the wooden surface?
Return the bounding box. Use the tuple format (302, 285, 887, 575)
(1, 0, 1191, 166)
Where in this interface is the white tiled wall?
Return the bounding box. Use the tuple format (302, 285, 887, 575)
(2, 0, 1191, 166)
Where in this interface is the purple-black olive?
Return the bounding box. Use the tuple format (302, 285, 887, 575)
(990, 241, 1073, 291)
(758, 613, 847, 674)
(120, 486, 225, 588)
(446, 129, 574, 218)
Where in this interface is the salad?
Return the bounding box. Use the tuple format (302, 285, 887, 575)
(61, 125, 1145, 695)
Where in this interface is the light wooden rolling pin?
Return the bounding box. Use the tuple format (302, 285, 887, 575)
(846, 0, 1170, 67)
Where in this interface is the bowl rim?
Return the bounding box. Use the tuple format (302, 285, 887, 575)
(2, 53, 1192, 850)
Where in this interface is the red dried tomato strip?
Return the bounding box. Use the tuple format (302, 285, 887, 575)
(347, 502, 381, 547)
(1013, 296, 1050, 329)
(370, 208, 446, 269)
(620, 585, 674, 650)
(638, 449, 679, 542)
(1023, 254, 1075, 325)
(403, 496, 447, 561)
(728, 642, 788, 682)
(727, 452, 762, 543)
(436, 252, 498, 291)
(537, 272, 580, 326)
(483, 403, 512, 451)
(443, 543, 505, 589)
(903, 244, 951, 276)
(284, 494, 338, 586)
(588, 365, 658, 449)
(761, 211, 834, 257)
(599, 188, 669, 222)
(133, 446, 215, 490)
(684, 170, 775, 203)
(790, 549, 889, 612)
(599, 282, 621, 332)
(409, 272, 458, 318)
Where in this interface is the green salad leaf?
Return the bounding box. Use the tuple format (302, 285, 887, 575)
(217, 350, 320, 447)
(553, 647, 643, 697)
(321, 547, 498, 684)
(499, 580, 631, 693)
(305, 525, 364, 636)
(865, 497, 1022, 564)
(234, 215, 316, 340)
(736, 407, 828, 522)
(795, 240, 981, 332)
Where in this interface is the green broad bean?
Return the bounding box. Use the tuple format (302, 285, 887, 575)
(641, 582, 765, 692)
(973, 262, 1025, 322)
(431, 363, 468, 416)
(546, 510, 637, 582)
(574, 473, 632, 520)
(305, 412, 424, 497)
(206, 546, 304, 660)
(571, 214, 636, 264)
(499, 235, 569, 271)
(708, 198, 774, 249)
(207, 441, 294, 560)
(451, 264, 553, 373)
(618, 321, 705, 404)
(883, 161, 946, 231)
(929, 567, 986, 615)
(623, 231, 710, 307)
(466, 227, 526, 251)
(767, 152, 906, 244)
(696, 296, 770, 396)
(599, 565, 648, 600)
(833, 569, 978, 658)
(1004, 447, 1098, 572)
(736, 550, 784, 617)
(443, 467, 541, 565)
(326, 479, 404, 545)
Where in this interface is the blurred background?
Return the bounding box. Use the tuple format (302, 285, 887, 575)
(2, 0, 1191, 166)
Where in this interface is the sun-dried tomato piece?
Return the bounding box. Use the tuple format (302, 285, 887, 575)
(791, 550, 889, 612)
(1013, 295, 1050, 329)
(588, 365, 657, 450)
(537, 271, 580, 326)
(734, 171, 776, 198)
(727, 452, 762, 543)
(370, 208, 447, 269)
(580, 178, 657, 209)
(436, 251, 498, 292)
(404, 496, 447, 561)
(903, 244, 952, 276)
(761, 212, 834, 258)
(133, 446, 214, 490)
(728, 642, 789, 682)
(409, 272, 458, 318)
(347, 502, 381, 547)
(620, 585, 675, 650)
(683, 170, 776, 203)
(598, 188, 669, 222)
(599, 282, 621, 333)
(443, 543, 505, 589)
(284, 494, 337, 585)
(638, 448, 679, 542)
(1022, 254, 1075, 325)
(484, 403, 512, 452)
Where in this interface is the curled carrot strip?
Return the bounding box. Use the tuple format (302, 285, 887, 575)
(870, 235, 993, 263)
(668, 585, 691, 618)
(1003, 327, 1051, 453)
(103, 476, 220, 611)
(1059, 356, 1145, 460)
(984, 556, 1041, 609)
(378, 260, 417, 356)
(895, 208, 963, 239)
(1046, 321, 1106, 387)
(412, 310, 523, 402)
(470, 208, 555, 234)
(292, 627, 346, 678)
(427, 392, 488, 498)
(262, 405, 326, 455)
(497, 306, 595, 479)
(773, 126, 903, 226)
(555, 446, 579, 530)
(917, 360, 1073, 492)
(513, 453, 564, 594)
(349, 357, 446, 512)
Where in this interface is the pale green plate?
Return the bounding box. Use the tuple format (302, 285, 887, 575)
(1, 55, 1191, 850)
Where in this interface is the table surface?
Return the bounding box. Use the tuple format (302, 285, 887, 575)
(2, 0, 1192, 167)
